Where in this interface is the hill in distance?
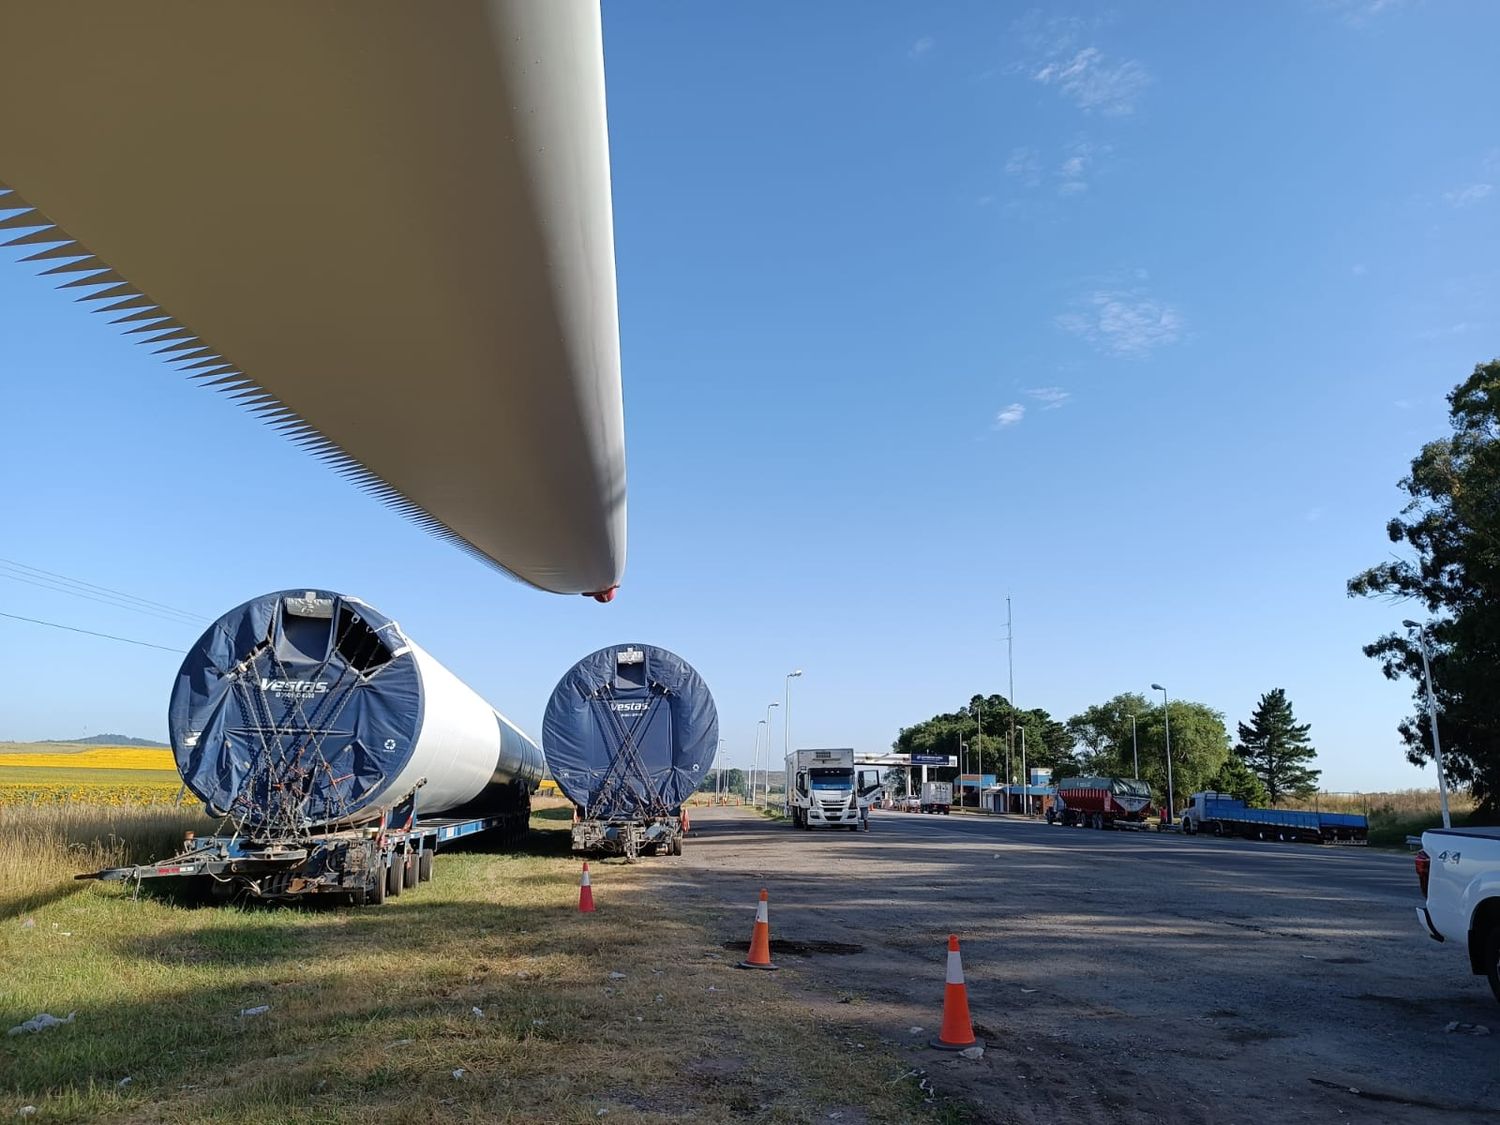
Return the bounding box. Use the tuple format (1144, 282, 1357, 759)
(60, 733, 170, 748)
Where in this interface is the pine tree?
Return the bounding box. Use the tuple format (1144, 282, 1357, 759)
(1209, 754, 1268, 807)
(1234, 689, 1320, 802)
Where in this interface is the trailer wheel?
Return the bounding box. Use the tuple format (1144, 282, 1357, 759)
(1213, 822, 1224, 837)
(386, 856, 403, 898)
(418, 849, 434, 883)
(1091, 813, 1105, 831)
(368, 866, 386, 905)
(671, 835, 683, 856)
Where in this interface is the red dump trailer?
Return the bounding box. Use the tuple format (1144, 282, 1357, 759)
(1047, 777, 1153, 830)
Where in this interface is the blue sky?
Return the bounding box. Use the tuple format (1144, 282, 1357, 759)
(2, 1, 1496, 793)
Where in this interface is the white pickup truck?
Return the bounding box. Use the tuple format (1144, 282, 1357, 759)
(1415, 826, 1500, 1004)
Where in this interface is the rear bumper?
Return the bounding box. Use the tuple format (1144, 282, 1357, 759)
(1416, 905, 1445, 943)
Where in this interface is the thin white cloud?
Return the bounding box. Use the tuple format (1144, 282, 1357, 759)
(1415, 322, 1472, 340)
(1056, 140, 1109, 196)
(1444, 183, 1492, 208)
(1058, 289, 1183, 357)
(1318, 0, 1409, 27)
(1032, 46, 1150, 116)
(1005, 146, 1042, 186)
(994, 403, 1026, 428)
(1026, 386, 1072, 410)
(1305, 507, 1324, 523)
(909, 36, 934, 60)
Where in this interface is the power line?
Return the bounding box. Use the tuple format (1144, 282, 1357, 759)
(0, 609, 185, 654)
(0, 556, 203, 622)
(0, 566, 203, 627)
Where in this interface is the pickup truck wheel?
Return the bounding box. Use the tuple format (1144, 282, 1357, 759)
(1484, 924, 1500, 1004)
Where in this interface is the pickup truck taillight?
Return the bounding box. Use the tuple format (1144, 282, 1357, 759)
(1414, 849, 1431, 899)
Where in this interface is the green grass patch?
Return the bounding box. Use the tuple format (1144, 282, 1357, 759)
(1, 808, 924, 1123)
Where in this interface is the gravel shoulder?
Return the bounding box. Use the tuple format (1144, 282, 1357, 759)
(669, 806, 1499, 1124)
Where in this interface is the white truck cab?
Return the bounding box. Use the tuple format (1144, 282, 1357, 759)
(786, 748, 881, 831)
(1415, 826, 1500, 1005)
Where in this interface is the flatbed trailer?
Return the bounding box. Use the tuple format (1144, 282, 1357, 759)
(1178, 793, 1368, 845)
(78, 794, 521, 904)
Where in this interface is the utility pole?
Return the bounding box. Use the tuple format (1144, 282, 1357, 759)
(973, 699, 982, 809)
(1404, 620, 1452, 829)
(1006, 595, 1016, 795)
(1020, 726, 1028, 818)
(1127, 714, 1139, 780)
(1152, 684, 1174, 823)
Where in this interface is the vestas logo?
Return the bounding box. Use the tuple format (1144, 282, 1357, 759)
(260, 679, 330, 697)
(609, 701, 649, 713)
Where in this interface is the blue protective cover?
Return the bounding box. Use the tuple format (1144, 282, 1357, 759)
(167, 590, 422, 826)
(542, 644, 718, 819)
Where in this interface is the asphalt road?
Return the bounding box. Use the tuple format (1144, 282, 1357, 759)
(669, 806, 1498, 1124)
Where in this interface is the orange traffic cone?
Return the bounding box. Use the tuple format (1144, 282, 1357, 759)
(930, 934, 983, 1050)
(578, 862, 596, 913)
(736, 888, 778, 970)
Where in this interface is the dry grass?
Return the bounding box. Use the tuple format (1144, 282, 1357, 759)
(1276, 789, 1486, 846)
(0, 801, 215, 917)
(1280, 788, 1477, 816)
(1, 806, 930, 1124)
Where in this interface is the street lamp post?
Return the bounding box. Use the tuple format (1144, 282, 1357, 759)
(1151, 684, 1174, 823)
(751, 721, 766, 805)
(784, 670, 803, 763)
(1403, 620, 1453, 829)
(1127, 714, 1139, 780)
(763, 702, 780, 806)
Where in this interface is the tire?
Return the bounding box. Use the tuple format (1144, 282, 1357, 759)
(670, 834, 683, 856)
(403, 852, 419, 889)
(943, 808, 950, 816)
(368, 866, 386, 906)
(1483, 924, 1500, 1005)
(386, 856, 403, 898)
(1092, 813, 1105, 831)
(1182, 818, 1194, 836)
(1213, 822, 1224, 837)
(418, 848, 434, 883)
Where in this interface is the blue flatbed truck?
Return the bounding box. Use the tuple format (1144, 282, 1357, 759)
(78, 792, 517, 905)
(1177, 791, 1368, 844)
